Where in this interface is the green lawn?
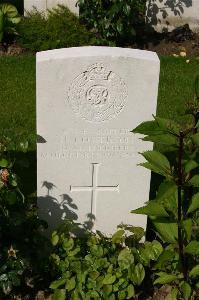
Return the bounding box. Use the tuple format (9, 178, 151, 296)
(0, 55, 199, 147)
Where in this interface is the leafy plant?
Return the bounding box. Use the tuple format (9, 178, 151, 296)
(0, 136, 49, 297)
(17, 5, 102, 53)
(49, 222, 163, 299)
(131, 76, 199, 299)
(0, 3, 21, 43)
(4, 0, 24, 15)
(78, 0, 146, 45)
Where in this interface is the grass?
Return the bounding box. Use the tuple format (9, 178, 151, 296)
(0, 55, 199, 148)
(0, 55, 35, 145)
(157, 56, 199, 120)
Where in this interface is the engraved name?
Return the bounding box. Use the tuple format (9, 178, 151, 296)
(39, 128, 139, 160)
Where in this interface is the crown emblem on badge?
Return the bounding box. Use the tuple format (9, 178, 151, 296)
(87, 63, 111, 81)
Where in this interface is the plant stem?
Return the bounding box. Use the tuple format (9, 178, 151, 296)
(177, 131, 188, 281)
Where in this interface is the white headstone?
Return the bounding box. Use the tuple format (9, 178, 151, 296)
(146, 0, 199, 32)
(37, 46, 160, 235)
(47, 0, 79, 15)
(24, 0, 47, 14)
(24, 0, 79, 16)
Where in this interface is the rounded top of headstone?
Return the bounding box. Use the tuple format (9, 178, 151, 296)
(36, 46, 159, 63)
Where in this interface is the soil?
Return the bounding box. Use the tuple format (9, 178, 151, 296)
(1, 24, 199, 58)
(135, 24, 199, 57)
(0, 42, 24, 56)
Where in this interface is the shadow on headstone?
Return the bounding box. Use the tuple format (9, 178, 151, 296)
(38, 181, 96, 235)
(146, 0, 192, 30)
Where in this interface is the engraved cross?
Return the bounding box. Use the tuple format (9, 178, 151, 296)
(70, 163, 119, 216)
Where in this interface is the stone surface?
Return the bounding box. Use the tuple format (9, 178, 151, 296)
(24, 0, 79, 15)
(24, 0, 47, 14)
(37, 46, 160, 235)
(146, 0, 199, 32)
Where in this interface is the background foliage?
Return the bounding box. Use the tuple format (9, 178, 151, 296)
(78, 0, 146, 45)
(17, 6, 99, 52)
(0, 0, 23, 15)
(0, 138, 50, 298)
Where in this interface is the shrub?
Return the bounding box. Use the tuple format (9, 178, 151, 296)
(49, 221, 162, 299)
(17, 5, 101, 52)
(78, 0, 146, 45)
(0, 136, 49, 297)
(131, 76, 199, 299)
(2, 0, 24, 15)
(0, 3, 21, 43)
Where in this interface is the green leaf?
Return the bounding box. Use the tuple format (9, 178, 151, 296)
(132, 117, 179, 136)
(151, 217, 178, 243)
(19, 141, 29, 152)
(68, 247, 80, 257)
(89, 271, 100, 280)
(154, 273, 178, 285)
(131, 263, 145, 286)
(118, 248, 134, 270)
(102, 274, 116, 285)
(143, 134, 178, 146)
(108, 294, 115, 300)
(190, 265, 199, 278)
(6, 191, 17, 205)
(66, 276, 76, 292)
(139, 247, 151, 266)
(111, 229, 124, 244)
(187, 193, 199, 214)
(181, 281, 191, 300)
(103, 284, 112, 296)
(10, 178, 17, 187)
(155, 250, 175, 269)
(189, 175, 199, 187)
(151, 240, 163, 259)
(118, 289, 126, 300)
(128, 226, 145, 241)
(90, 245, 103, 257)
(192, 132, 199, 145)
(182, 219, 192, 241)
(140, 150, 171, 176)
(158, 191, 177, 216)
(2, 281, 12, 296)
(0, 274, 8, 281)
(50, 278, 66, 290)
(132, 120, 161, 135)
(185, 241, 199, 255)
(184, 160, 198, 173)
(86, 290, 100, 298)
(171, 288, 178, 300)
(52, 289, 66, 300)
(0, 158, 8, 167)
(51, 232, 59, 246)
(63, 238, 74, 251)
(132, 202, 169, 217)
(154, 116, 180, 135)
(0, 3, 18, 17)
(127, 284, 135, 299)
(9, 16, 21, 24)
(156, 180, 177, 204)
(0, 180, 4, 189)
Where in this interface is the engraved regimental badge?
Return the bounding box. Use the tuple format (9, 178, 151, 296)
(67, 63, 127, 122)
